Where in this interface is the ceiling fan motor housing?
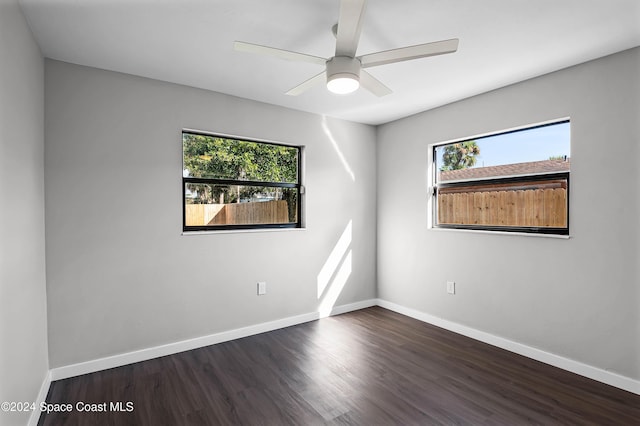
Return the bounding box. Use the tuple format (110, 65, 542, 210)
(326, 56, 361, 93)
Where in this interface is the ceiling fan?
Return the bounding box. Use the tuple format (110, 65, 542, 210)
(234, 0, 458, 97)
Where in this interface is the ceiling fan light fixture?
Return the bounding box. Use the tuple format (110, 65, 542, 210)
(326, 56, 361, 94)
(327, 74, 360, 94)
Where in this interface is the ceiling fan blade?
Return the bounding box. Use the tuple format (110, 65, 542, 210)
(360, 38, 459, 68)
(360, 70, 392, 97)
(335, 0, 367, 57)
(285, 71, 326, 96)
(234, 41, 326, 66)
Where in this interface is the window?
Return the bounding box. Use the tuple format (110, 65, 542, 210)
(432, 120, 570, 235)
(183, 131, 302, 231)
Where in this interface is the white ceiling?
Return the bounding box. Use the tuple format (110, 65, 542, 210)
(20, 0, 640, 125)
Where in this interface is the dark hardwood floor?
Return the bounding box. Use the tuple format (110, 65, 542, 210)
(39, 307, 640, 425)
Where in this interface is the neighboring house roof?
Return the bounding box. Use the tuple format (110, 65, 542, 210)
(439, 158, 570, 181)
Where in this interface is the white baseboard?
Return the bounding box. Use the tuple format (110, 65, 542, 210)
(50, 299, 377, 381)
(40, 297, 638, 404)
(27, 370, 51, 426)
(376, 298, 640, 395)
(329, 299, 377, 317)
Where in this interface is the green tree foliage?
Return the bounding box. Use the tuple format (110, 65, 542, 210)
(440, 141, 480, 171)
(183, 133, 298, 183)
(183, 134, 299, 221)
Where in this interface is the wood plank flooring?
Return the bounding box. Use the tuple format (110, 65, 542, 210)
(38, 307, 640, 425)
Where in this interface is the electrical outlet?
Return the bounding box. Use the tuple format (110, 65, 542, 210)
(257, 281, 267, 295)
(446, 281, 455, 295)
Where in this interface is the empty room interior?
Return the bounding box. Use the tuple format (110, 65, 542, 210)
(2, 0, 640, 425)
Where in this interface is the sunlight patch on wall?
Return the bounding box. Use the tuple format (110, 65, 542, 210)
(317, 220, 352, 318)
(321, 116, 355, 181)
(317, 221, 352, 298)
(318, 251, 352, 318)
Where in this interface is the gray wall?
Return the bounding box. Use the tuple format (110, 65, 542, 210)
(0, 0, 49, 425)
(377, 47, 640, 380)
(45, 60, 377, 368)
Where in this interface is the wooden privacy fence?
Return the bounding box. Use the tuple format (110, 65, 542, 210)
(438, 187, 567, 228)
(186, 200, 291, 226)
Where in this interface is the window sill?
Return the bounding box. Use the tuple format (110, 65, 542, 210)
(429, 227, 570, 239)
(182, 227, 306, 236)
